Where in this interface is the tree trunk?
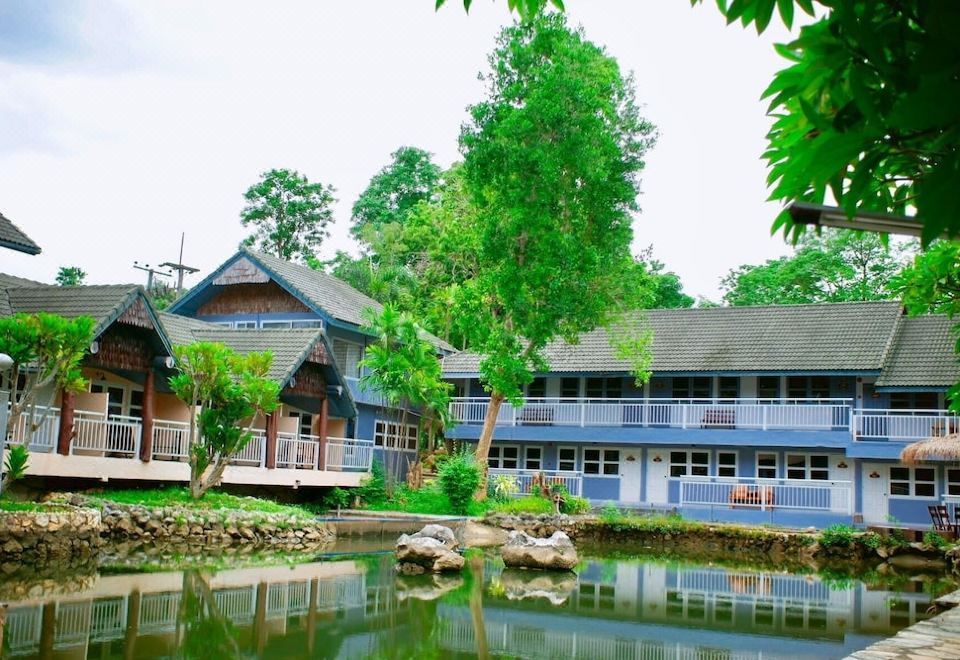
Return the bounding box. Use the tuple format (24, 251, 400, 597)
(473, 392, 505, 500)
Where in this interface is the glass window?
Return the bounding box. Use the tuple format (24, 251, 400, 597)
(719, 377, 739, 399)
(787, 377, 807, 399)
(672, 378, 690, 400)
(261, 320, 293, 329)
(234, 320, 257, 329)
(129, 389, 144, 419)
(561, 378, 580, 398)
(558, 447, 577, 472)
(718, 451, 737, 477)
(670, 451, 709, 477)
(757, 453, 778, 479)
(757, 376, 779, 399)
(915, 468, 936, 497)
(786, 454, 830, 480)
(692, 378, 712, 400)
(606, 378, 622, 400)
(584, 449, 619, 475)
(524, 446, 542, 471)
(332, 339, 363, 378)
(489, 445, 519, 469)
(374, 419, 416, 451)
(811, 376, 831, 399)
(584, 449, 601, 474)
(890, 467, 936, 497)
(948, 469, 960, 496)
(527, 378, 546, 399)
(586, 378, 604, 398)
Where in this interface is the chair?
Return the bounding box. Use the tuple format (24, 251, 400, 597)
(928, 505, 957, 539)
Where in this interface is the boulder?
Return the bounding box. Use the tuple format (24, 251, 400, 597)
(396, 525, 464, 573)
(500, 568, 577, 605)
(396, 573, 465, 601)
(501, 530, 578, 571)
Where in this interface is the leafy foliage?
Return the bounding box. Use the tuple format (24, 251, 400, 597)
(721, 229, 914, 306)
(490, 473, 520, 501)
(437, 451, 482, 515)
(491, 494, 555, 515)
(169, 342, 280, 499)
(0, 313, 94, 494)
(818, 523, 857, 548)
(355, 460, 388, 506)
(436, 0, 565, 20)
(635, 246, 694, 309)
(2, 445, 29, 485)
(55, 266, 86, 286)
(240, 168, 336, 263)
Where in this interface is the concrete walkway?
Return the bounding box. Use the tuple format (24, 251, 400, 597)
(847, 590, 960, 659)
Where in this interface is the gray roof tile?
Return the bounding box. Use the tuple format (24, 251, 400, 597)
(2, 283, 146, 335)
(0, 212, 40, 255)
(876, 315, 960, 388)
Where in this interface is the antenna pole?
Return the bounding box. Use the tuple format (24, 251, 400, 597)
(161, 232, 200, 295)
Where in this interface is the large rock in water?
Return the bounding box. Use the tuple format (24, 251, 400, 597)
(395, 525, 464, 574)
(501, 530, 578, 571)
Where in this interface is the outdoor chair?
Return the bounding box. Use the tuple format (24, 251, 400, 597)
(702, 408, 736, 429)
(927, 505, 957, 540)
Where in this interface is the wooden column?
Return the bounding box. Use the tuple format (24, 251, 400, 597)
(57, 390, 75, 456)
(253, 581, 268, 654)
(316, 397, 329, 470)
(38, 602, 55, 660)
(307, 578, 319, 654)
(123, 590, 141, 660)
(264, 413, 278, 469)
(139, 371, 155, 462)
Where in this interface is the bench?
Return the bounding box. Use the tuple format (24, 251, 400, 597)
(729, 485, 775, 507)
(702, 408, 736, 429)
(519, 406, 554, 425)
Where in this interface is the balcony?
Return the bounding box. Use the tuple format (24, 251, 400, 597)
(853, 409, 959, 442)
(450, 397, 853, 434)
(488, 468, 583, 497)
(676, 475, 854, 515)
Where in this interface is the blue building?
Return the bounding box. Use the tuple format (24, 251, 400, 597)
(442, 302, 960, 528)
(168, 248, 454, 477)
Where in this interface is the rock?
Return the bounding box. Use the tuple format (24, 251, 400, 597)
(500, 568, 577, 605)
(396, 531, 465, 573)
(887, 554, 947, 571)
(501, 530, 578, 571)
(396, 573, 464, 601)
(405, 524, 459, 550)
(460, 521, 509, 548)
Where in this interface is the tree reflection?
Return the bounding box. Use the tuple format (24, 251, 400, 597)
(177, 571, 242, 659)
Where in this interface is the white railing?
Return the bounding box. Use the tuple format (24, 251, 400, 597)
(325, 437, 374, 471)
(5, 605, 42, 656)
(676, 476, 853, 515)
(152, 419, 191, 460)
(230, 433, 266, 467)
(89, 597, 127, 643)
(449, 397, 853, 432)
(71, 413, 141, 456)
(276, 433, 319, 469)
(675, 568, 844, 607)
(53, 601, 92, 649)
(488, 468, 583, 497)
(854, 409, 959, 441)
(317, 574, 366, 611)
(138, 592, 181, 635)
(5, 404, 59, 451)
(214, 586, 257, 626)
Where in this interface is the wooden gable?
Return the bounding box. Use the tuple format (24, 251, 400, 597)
(197, 280, 312, 316)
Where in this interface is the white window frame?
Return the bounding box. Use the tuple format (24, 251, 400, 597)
(756, 452, 779, 480)
(558, 445, 578, 472)
(717, 451, 738, 478)
(90, 380, 143, 419)
(583, 447, 620, 477)
(890, 466, 937, 499)
(669, 450, 710, 478)
(260, 319, 324, 330)
(947, 468, 960, 496)
(523, 445, 543, 471)
(331, 338, 364, 379)
(785, 453, 830, 481)
(234, 321, 257, 329)
(488, 444, 520, 470)
(373, 419, 417, 452)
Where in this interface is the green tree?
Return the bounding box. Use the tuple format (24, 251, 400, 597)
(351, 146, 442, 245)
(359, 305, 453, 486)
(0, 313, 94, 495)
(635, 247, 694, 309)
(457, 13, 656, 495)
(721, 230, 912, 306)
(55, 266, 86, 287)
(240, 168, 336, 263)
(168, 342, 280, 499)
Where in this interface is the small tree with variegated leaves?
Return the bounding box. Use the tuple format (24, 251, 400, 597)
(0, 313, 94, 496)
(169, 343, 280, 499)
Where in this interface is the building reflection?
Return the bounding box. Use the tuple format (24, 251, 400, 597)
(0, 555, 942, 659)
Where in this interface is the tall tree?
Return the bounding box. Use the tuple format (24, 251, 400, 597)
(55, 266, 86, 287)
(240, 168, 336, 263)
(720, 230, 912, 306)
(351, 146, 442, 245)
(457, 12, 657, 495)
(634, 247, 694, 309)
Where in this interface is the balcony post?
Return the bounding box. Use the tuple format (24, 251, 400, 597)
(264, 412, 277, 469)
(139, 370, 155, 462)
(57, 389, 75, 455)
(580, 401, 586, 427)
(317, 397, 329, 470)
(762, 406, 768, 431)
(681, 405, 687, 430)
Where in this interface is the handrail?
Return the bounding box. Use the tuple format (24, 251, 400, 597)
(451, 396, 855, 404)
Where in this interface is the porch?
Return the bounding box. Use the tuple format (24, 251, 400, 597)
(853, 409, 959, 442)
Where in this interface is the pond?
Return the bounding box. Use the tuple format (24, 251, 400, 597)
(1, 539, 953, 659)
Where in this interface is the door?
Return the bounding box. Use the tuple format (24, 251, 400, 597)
(861, 462, 888, 524)
(646, 448, 670, 505)
(619, 447, 642, 504)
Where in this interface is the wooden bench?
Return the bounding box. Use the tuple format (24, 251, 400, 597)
(519, 406, 554, 425)
(729, 485, 775, 507)
(702, 408, 736, 429)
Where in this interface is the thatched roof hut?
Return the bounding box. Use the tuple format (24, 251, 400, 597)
(901, 434, 960, 464)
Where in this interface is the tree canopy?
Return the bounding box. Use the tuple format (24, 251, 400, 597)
(240, 168, 336, 263)
(634, 247, 694, 309)
(721, 229, 914, 306)
(55, 266, 86, 286)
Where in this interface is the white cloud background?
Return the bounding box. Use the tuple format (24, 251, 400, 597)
(0, 1, 800, 301)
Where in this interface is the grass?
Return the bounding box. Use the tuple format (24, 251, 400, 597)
(88, 487, 313, 519)
(364, 484, 493, 517)
(0, 500, 68, 513)
(489, 495, 556, 516)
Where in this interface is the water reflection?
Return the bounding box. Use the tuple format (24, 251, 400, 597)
(0, 549, 949, 659)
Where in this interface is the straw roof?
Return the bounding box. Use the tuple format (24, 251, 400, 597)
(900, 434, 960, 464)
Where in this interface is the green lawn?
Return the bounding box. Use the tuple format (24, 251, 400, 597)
(89, 487, 315, 518)
(0, 500, 68, 513)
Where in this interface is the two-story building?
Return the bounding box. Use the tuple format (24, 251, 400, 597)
(442, 302, 960, 528)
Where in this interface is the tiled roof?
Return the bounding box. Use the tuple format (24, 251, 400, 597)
(0, 212, 41, 255)
(876, 315, 960, 388)
(442, 301, 906, 375)
(0, 273, 46, 288)
(2, 283, 148, 336)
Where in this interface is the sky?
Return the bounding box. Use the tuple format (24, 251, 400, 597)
(0, 1, 803, 301)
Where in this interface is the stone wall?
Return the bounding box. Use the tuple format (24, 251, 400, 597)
(0, 507, 102, 562)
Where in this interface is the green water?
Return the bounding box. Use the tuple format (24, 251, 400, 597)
(1, 540, 952, 659)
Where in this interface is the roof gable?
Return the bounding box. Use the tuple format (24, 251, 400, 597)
(0, 212, 40, 255)
(876, 315, 960, 388)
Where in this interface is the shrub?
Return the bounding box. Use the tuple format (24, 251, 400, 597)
(561, 495, 591, 515)
(861, 532, 882, 550)
(599, 504, 622, 524)
(438, 452, 481, 515)
(924, 530, 950, 550)
(323, 487, 351, 514)
(2, 445, 29, 487)
(819, 524, 857, 548)
(491, 495, 555, 515)
(491, 474, 519, 501)
(356, 460, 387, 506)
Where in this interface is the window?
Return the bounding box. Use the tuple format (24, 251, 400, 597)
(891, 392, 940, 410)
(948, 469, 960, 496)
(717, 451, 737, 477)
(672, 377, 711, 400)
(373, 420, 417, 451)
(890, 467, 936, 497)
(669, 450, 709, 477)
(289, 411, 313, 437)
(527, 378, 546, 398)
(561, 378, 580, 398)
(261, 321, 292, 329)
(488, 445, 519, 469)
(786, 454, 830, 480)
(261, 319, 323, 329)
(787, 376, 831, 400)
(584, 448, 619, 475)
(757, 453, 778, 479)
(558, 447, 577, 472)
(718, 377, 738, 399)
(787, 377, 807, 399)
(524, 446, 542, 471)
(586, 378, 622, 399)
(128, 390, 144, 419)
(332, 339, 363, 378)
(234, 321, 257, 329)
(91, 383, 128, 418)
(757, 376, 780, 399)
